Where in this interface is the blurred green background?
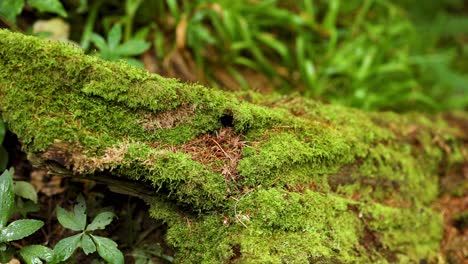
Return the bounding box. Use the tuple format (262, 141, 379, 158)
(1, 0, 467, 112)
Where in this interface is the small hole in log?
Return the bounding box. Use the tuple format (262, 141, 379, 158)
(220, 113, 234, 127)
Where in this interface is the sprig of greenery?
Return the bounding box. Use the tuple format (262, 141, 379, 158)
(0, 0, 67, 23)
(0, 168, 47, 263)
(90, 23, 150, 67)
(53, 194, 124, 264)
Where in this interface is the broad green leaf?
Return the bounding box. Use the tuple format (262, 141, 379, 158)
(0, 169, 14, 228)
(0, 219, 43, 243)
(28, 0, 67, 17)
(0, 147, 7, 172)
(115, 39, 150, 56)
(56, 195, 87, 231)
(74, 194, 87, 229)
(56, 207, 83, 231)
(107, 24, 122, 50)
(91, 235, 124, 264)
(14, 181, 38, 203)
(90, 33, 108, 51)
(0, 0, 24, 22)
(53, 233, 82, 262)
(19, 245, 55, 264)
(86, 211, 116, 231)
(81, 234, 96, 255)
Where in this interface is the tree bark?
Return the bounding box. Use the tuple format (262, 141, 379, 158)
(0, 29, 466, 263)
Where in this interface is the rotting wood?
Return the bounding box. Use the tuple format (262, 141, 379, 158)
(1, 30, 467, 263)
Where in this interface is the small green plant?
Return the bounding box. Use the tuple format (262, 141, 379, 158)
(0, 168, 50, 263)
(90, 23, 150, 67)
(0, 0, 67, 23)
(0, 167, 123, 263)
(118, 203, 173, 263)
(53, 194, 124, 264)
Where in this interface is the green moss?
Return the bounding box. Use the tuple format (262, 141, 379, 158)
(362, 203, 443, 261)
(352, 142, 439, 205)
(120, 145, 226, 210)
(149, 188, 443, 263)
(1, 30, 466, 262)
(238, 132, 349, 188)
(150, 189, 363, 263)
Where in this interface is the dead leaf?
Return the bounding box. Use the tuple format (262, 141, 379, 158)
(31, 169, 65, 196)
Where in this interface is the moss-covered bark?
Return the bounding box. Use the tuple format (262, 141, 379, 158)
(0, 30, 466, 263)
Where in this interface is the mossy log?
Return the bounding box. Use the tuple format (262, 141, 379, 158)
(0, 30, 467, 263)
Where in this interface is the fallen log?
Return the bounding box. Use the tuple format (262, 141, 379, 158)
(0, 29, 466, 263)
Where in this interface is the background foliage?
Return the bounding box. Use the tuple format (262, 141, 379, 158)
(1, 0, 467, 112)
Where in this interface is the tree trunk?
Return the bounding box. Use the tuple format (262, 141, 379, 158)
(0, 30, 466, 263)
